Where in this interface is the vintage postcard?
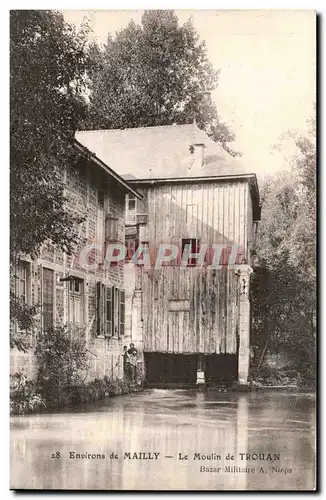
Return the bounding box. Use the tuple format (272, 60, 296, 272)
(10, 9, 316, 491)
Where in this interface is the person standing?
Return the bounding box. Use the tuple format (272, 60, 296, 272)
(123, 346, 130, 380)
(127, 343, 138, 383)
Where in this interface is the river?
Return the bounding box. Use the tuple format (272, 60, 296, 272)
(10, 389, 316, 491)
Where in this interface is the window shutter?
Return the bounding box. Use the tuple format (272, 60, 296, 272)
(105, 286, 113, 337)
(119, 290, 125, 337)
(114, 287, 119, 337)
(96, 282, 105, 336)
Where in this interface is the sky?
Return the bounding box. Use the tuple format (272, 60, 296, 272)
(63, 9, 316, 177)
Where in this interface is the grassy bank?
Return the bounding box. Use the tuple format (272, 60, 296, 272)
(10, 373, 143, 415)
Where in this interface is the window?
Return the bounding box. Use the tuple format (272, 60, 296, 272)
(96, 283, 125, 338)
(16, 261, 30, 304)
(42, 268, 54, 332)
(126, 195, 137, 223)
(181, 238, 200, 266)
(69, 277, 84, 327)
(105, 213, 118, 242)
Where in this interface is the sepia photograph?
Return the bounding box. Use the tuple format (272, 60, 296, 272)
(9, 8, 316, 491)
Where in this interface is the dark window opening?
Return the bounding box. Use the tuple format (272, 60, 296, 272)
(181, 238, 200, 266)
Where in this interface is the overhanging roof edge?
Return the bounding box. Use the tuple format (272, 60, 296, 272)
(74, 140, 142, 200)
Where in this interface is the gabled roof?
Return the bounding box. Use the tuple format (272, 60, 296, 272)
(75, 123, 253, 181)
(75, 123, 260, 219)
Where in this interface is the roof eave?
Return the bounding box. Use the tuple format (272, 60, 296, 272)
(74, 140, 142, 200)
(127, 173, 261, 218)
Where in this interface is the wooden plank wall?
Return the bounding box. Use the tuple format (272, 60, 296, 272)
(137, 179, 251, 355)
(146, 180, 248, 258)
(142, 267, 240, 354)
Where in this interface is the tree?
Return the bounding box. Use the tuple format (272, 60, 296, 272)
(84, 10, 239, 156)
(10, 11, 89, 346)
(251, 114, 316, 384)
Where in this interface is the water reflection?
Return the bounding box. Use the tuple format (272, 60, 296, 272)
(11, 390, 316, 490)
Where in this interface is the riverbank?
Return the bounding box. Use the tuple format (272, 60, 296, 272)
(10, 373, 143, 416)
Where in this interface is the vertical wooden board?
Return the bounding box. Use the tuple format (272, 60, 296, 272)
(210, 269, 217, 353)
(247, 191, 254, 254)
(234, 183, 240, 249)
(144, 273, 149, 351)
(197, 269, 201, 352)
(219, 268, 226, 353)
(228, 271, 233, 353)
(157, 186, 163, 246)
(229, 183, 235, 245)
(232, 273, 237, 352)
(200, 184, 205, 242)
(201, 185, 207, 244)
(216, 269, 221, 354)
(189, 270, 195, 353)
(225, 269, 230, 353)
(204, 270, 210, 353)
(208, 270, 215, 353)
(162, 270, 168, 352)
(226, 270, 233, 353)
(191, 268, 197, 353)
(160, 271, 165, 352)
(224, 184, 229, 244)
(148, 187, 153, 244)
(211, 184, 216, 248)
(206, 269, 212, 353)
(205, 184, 211, 244)
(163, 184, 168, 243)
(224, 267, 229, 353)
(194, 185, 201, 237)
(222, 184, 226, 245)
(152, 272, 157, 352)
(143, 274, 148, 350)
(200, 269, 206, 352)
(195, 270, 200, 353)
(170, 184, 176, 243)
(173, 184, 180, 246)
(147, 274, 153, 352)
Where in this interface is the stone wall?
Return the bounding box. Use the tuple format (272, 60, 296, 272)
(10, 159, 127, 382)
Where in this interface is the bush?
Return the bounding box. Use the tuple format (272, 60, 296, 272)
(10, 326, 143, 414)
(35, 326, 90, 407)
(10, 373, 46, 414)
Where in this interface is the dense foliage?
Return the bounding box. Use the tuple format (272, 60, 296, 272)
(251, 116, 316, 385)
(84, 10, 239, 156)
(10, 11, 89, 347)
(10, 10, 89, 257)
(35, 326, 90, 406)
